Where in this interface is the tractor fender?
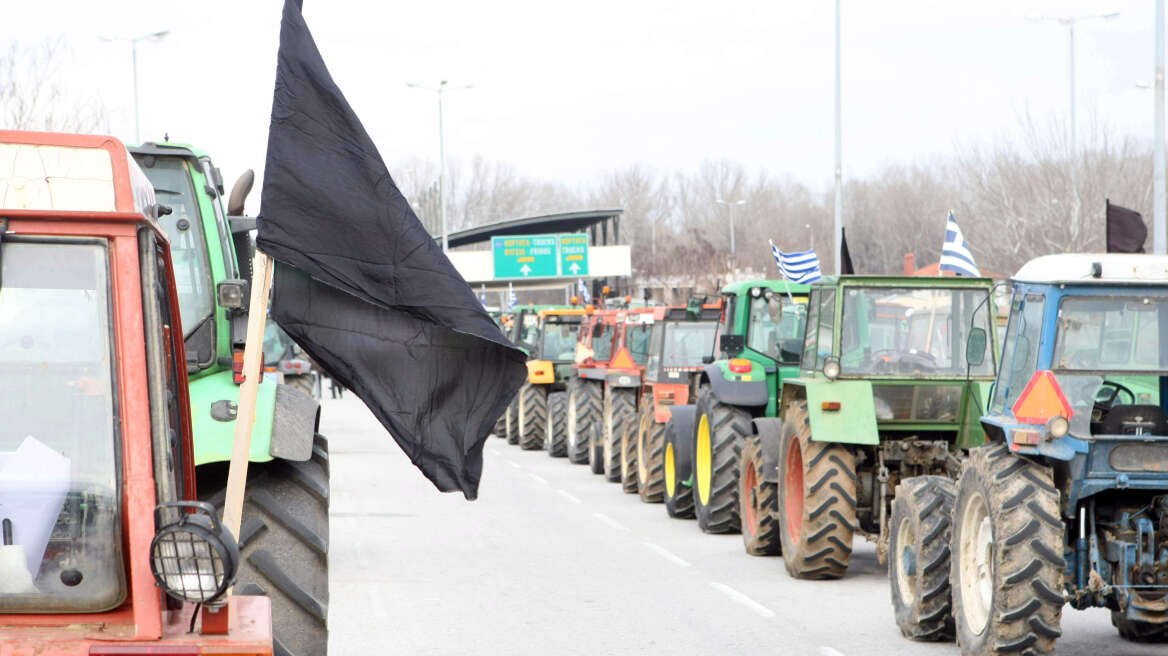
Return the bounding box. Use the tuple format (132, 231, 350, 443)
(270, 383, 321, 461)
(578, 367, 606, 381)
(701, 363, 767, 407)
(667, 405, 698, 482)
(800, 378, 879, 445)
(605, 372, 641, 388)
(753, 417, 785, 483)
(190, 370, 278, 466)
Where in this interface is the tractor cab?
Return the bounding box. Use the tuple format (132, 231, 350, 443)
(0, 132, 270, 653)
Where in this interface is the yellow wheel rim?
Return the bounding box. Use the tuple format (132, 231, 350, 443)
(696, 413, 712, 506)
(665, 442, 676, 497)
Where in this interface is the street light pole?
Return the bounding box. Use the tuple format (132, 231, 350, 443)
(408, 80, 472, 253)
(714, 198, 747, 259)
(833, 0, 843, 275)
(1156, 0, 1166, 254)
(100, 30, 169, 144)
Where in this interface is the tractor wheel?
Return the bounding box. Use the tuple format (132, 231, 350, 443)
(545, 391, 568, 457)
(951, 444, 1063, 655)
(493, 411, 507, 439)
(199, 434, 330, 656)
(1112, 611, 1168, 642)
(285, 374, 317, 400)
(889, 476, 957, 641)
(739, 435, 781, 556)
(693, 386, 749, 534)
(602, 388, 636, 484)
(589, 423, 605, 475)
(517, 382, 548, 450)
(777, 400, 856, 579)
(619, 410, 638, 494)
(505, 397, 519, 445)
(664, 415, 695, 519)
(636, 405, 666, 503)
(567, 378, 600, 464)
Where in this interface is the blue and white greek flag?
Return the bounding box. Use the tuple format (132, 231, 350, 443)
(939, 211, 980, 277)
(577, 278, 591, 303)
(479, 284, 488, 308)
(507, 282, 517, 311)
(770, 240, 823, 284)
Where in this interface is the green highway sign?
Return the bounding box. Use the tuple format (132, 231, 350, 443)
(491, 233, 590, 279)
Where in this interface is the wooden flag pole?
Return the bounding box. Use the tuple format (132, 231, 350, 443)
(222, 250, 274, 561)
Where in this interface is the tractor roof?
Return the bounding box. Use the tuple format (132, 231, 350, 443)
(1, 130, 158, 223)
(1013, 254, 1168, 285)
(540, 307, 587, 318)
(129, 141, 210, 162)
(720, 279, 810, 295)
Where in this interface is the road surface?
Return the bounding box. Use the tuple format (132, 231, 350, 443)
(323, 396, 1163, 655)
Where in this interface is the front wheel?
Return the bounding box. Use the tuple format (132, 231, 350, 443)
(951, 444, 1064, 655)
(664, 413, 695, 519)
(545, 391, 568, 457)
(889, 476, 956, 641)
(517, 382, 548, 450)
(777, 401, 856, 580)
(636, 405, 666, 503)
(739, 435, 781, 556)
(693, 387, 750, 534)
(505, 397, 519, 445)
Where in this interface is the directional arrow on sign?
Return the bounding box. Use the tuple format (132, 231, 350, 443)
(520, 264, 532, 276)
(569, 262, 581, 274)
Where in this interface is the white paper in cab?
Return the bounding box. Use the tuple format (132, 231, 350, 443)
(0, 436, 71, 577)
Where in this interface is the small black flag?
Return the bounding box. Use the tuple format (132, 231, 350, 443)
(840, 227, 855, 275)
(1106, 199, 1147, 253)
(256, 0, 526, 499)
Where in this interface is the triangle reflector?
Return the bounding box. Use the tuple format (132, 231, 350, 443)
(1012, 370, 1073, 424)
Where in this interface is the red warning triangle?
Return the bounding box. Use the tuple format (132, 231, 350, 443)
(1011, 370, 1073, 424)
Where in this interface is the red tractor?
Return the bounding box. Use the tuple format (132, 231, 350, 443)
(0, 131, 271, 654)
(566, 306, 654, 482)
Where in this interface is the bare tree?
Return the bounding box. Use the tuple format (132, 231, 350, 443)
(1, 40, 109, 133)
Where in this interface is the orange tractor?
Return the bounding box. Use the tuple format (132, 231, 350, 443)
(0, 131, 271, 654)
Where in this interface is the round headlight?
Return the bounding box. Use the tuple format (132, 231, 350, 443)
(822, 359, 841, 380)
(1046, 415, 1070, 440)
(150, 501, 239, 605)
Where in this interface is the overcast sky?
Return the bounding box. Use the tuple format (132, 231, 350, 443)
(2, 0, 1160, 214)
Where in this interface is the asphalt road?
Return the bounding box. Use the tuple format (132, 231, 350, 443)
(322, 395, 1164, 655)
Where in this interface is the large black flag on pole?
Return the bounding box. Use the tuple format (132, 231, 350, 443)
(257, 0, 526, 499)
(1105, 198, 1148, 253)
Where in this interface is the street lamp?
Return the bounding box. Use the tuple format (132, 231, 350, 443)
(1026, 11, 1120, 237)
(714, 198, 747, 257)
(805, 223, 814, 251)
(408, 80, 472, 253)
(100, 30, 169, 144)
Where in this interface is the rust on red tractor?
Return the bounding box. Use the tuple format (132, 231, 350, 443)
(0, 131, 272, 655)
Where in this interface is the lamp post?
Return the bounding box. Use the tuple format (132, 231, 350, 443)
(833, 0, 843, 275)
(100, 30, 169, 144)
(408, 80, 472, 253)
(806, 223, 814, 251)
(1026, 11, 1120, 240)
(714, 198, 747, 258)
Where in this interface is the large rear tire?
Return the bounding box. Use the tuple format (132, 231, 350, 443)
(493, 411, 507, 439)
(285, 374, 318, 400)
(951, 444, 1063, 656)
(518, 382, 548, 450)
(636, 403, 666, 503)
(693, 387, 749, 534)
(567, 378, 600, 464)
(546, 391, 568, 457)
(603, 387, 636, 484)
(889, 476, 957, 641)
(777, 401, 856, 579)
(505, 397, 519, 445)
(1113, 612, 1168, 642)
(739, 435, 781, 556)
(199, 434, 330, 656)
(664, 414, 695, 519)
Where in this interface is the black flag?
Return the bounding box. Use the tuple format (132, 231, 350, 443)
(1106, 199, 1147, 253)
(257, 0, 526, 499)
(840, 227, 855, 274)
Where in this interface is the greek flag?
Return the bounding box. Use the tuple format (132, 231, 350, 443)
(577, 278, 591, 303)
(939, 211, 980, 277)
(507, 282, 517, 311)
(769, 240, 823, 284)
(479, 284, 488, 308)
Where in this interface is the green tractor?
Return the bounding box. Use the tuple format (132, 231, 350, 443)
(663, 280, 809, 545)
(763, 275, 997, 603)
(130, 143, 328, 655)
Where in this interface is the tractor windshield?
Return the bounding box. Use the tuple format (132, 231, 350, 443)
(840, 286, 994, 377)
(661, 321, 719, 367)
(0, 241, 124, 612)
(540, 318, 580, 361)
(747, 294, 808, 364)
(627, 322, 654, 365)
(136, 156, 214, 337)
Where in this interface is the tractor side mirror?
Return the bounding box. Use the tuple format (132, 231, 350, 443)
(227, 169, 255, 216)
(719, 334, 745, 357)
(966, 327, 987, 367)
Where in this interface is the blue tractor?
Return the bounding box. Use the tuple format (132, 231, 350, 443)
(940, 255, 1168, 654)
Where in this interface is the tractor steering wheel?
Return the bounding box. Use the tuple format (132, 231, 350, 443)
(1093, 380, 1136, 425)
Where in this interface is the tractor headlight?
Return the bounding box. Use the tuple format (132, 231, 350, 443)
(150, 501, 239, 605)
(1046, 415, 1070, 440)
(217, 279, 250, 310)
(822, 358, 841, 381)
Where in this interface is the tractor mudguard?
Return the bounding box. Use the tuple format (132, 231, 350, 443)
(668, 404, 698, 481)
(270, 384, 321, 461)
(800, 379, 879, 445)
(189, 369, 278, 466)
(578, 367, 606, 381)
(753, 417, 785, 483)
(605, 372, 641, 388)
(701, 363, 767, 407)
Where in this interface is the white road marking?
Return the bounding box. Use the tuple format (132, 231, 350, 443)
(642, 541, 691, 568)
(593, 512, 631, 532)
(709, 582, 775, 618)
(818, 648, 846, 656)
(504, 459, 521, 469)
(556, 489, 583, 504)
(527, 472, 549, 485)
(365, 586, 387, 618)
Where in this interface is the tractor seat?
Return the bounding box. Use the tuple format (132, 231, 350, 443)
(1097, 405, 1168, 436)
